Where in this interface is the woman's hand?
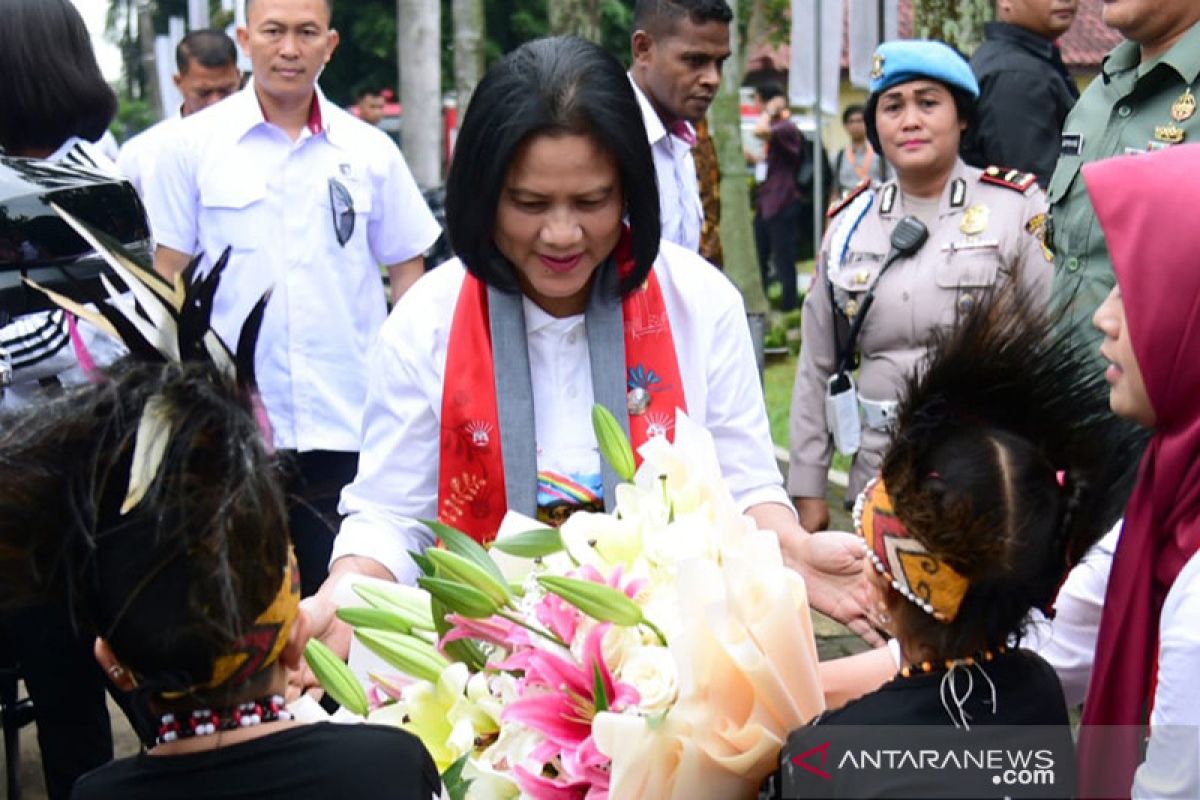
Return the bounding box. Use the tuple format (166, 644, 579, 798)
(288, 556, 395, 701)
(794, 496, 831, 532)
(749, 503, 883, 647)
(779, 529, 882, 647)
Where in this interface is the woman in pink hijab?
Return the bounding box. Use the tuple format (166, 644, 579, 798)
(1081, 143, 1200, 798)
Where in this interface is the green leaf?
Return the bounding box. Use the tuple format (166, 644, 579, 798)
(592, 403, 636, 481)
(417, 576, 500, 619)
(408, 549, 436, 577)
(490, 527, 566, 559)
(336, 606, 413, 634)
(303, 639, 369, 717)
(592, 660, 609, 713)
(537, 575, 644, 626)
(421, 519, 508, 589)
(442, 752, 475, 800)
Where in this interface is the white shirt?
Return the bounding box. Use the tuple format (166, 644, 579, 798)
(629, 77, 704, 252)
(1030, 524, 1200, 798)
(1134, 547, 1200, 798)
(117, 113, 182, 199)
(333, 242, 788, 584)
(143, 83, 441, 452)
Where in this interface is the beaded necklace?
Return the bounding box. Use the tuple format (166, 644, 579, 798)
(898, 644, 1007, 679)
(155, 694, 292, 745)
(895, 646, 1009, 730)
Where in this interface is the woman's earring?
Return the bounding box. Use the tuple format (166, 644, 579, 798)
(107, 665, 125, 680)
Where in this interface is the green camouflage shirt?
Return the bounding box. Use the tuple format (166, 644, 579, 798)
(1048, 19, 1200, 346)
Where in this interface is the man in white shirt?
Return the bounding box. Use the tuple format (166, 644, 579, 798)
(629, 0, 732, 252)
(144, 0, 440, 597)
(117, 29, 242, 197)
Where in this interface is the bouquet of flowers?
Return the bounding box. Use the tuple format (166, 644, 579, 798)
(306, 408, 824, 799)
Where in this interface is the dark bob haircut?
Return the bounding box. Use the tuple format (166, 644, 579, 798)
(864, 83, 976, 158)
(444, 36, 661, 297)
(0, 0, 118, 155)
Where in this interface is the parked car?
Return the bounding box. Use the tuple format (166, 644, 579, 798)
(0, 155, 151, 319)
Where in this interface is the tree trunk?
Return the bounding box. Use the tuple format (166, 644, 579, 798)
(138, 1, 161, 115)
(547, 0, 600, 43)
(398, 0, 443, 188)
(712, 0, 767, 313)
(912, 0, 993, 55)
(451, 0, 485, 116)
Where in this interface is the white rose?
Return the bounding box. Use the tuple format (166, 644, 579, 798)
(619, 645, 678, 714)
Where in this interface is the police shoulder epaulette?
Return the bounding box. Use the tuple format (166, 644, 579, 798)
(979, 166, 1037, 193)
(826, 179, 871, 219)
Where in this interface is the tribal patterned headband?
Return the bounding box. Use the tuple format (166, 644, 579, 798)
(158, 550, 301, 698)
(854, 477, 970, 623)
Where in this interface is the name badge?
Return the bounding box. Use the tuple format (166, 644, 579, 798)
(1060, 133, 1084, 157)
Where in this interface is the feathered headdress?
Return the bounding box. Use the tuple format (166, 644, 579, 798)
(25, 204, 270, 513)
(5, 206, 291, 699)
(875, 285, 1144, 621)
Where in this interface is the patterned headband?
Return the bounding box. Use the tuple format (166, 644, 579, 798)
(158, 551, 301, 699)
(854, 477, 970, 623)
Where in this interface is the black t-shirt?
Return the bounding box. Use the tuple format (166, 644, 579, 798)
(71, 722, 441, 800)
(761, 649, 1077, 799)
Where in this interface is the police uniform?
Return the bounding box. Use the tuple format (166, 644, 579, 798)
(1048, 18, 1200, 348)
(787, 40, 1053, 505)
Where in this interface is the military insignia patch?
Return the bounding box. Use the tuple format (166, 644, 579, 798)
(960, 204, 990, 236)
(1025, 213, 1054, 262)
(1172, 88, 1196, 122)
(826, 179, 871, 219)
(981, 166, 1037, 193)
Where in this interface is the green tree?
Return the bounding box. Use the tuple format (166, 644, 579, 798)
(549, 0, 600, 41)
(713, 0, 767, 313)
(913, 0, 994, 55)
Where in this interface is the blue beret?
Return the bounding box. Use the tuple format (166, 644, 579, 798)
(868, 40, 979, 99)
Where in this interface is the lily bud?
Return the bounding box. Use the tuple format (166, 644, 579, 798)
(592, 404, 636, 481)
(491, 527, 566, 559)
(352, 581, 435, 631)
(303, 639, 369, 717)
(538, 575, 643, 627)
(336, 606, 413, 635)
(426, 548, 511, 607)
(355, 628, 451, 685)
(418, 575, 501, 619)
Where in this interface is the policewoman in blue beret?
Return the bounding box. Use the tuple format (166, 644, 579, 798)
(788, 39, 1053, 532)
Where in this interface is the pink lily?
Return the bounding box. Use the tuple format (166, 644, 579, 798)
(441, 613, 531, 652)
(511, 763, 600, 800)
(501, 624, 638, 794)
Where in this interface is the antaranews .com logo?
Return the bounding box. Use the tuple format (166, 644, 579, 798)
(779, 726, 1075, 799)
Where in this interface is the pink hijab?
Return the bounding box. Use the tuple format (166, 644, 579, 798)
(1079, 144, 1200, 797)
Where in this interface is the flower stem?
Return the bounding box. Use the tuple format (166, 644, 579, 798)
(641, 618, 669, 647)
(496, 610, 569, 649)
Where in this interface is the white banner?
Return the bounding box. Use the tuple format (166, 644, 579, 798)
(155, 34, 182, 118)
(788, 0, 844, 116)
(187, 0, 209, 30)
(849, 0, 900, 89)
